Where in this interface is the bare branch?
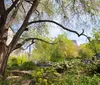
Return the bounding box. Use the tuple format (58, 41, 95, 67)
(28, 20, 84, 37)
(13, 38, 57, 51)
(35, 9, 40, 16)
(23, 42, 34, 50)
(7, 0, 19, 14)
(82, 34, 91, 42)
(5, 0, 22, 29)
(21, 3, 26, 14)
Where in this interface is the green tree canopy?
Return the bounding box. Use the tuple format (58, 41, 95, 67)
(79, 44, 94, 59)
(88, 28, 100, 54)
(32, 34, 79, 62)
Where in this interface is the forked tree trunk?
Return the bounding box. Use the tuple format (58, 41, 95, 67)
(0, 0, 40, 77)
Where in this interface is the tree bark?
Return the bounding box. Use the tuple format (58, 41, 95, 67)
(0, 28, 9, 76)
(0, 51, 10, 77)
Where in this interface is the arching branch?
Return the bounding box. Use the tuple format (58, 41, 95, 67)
(28, 20, 85, 37)
(13, 38, 57, 51)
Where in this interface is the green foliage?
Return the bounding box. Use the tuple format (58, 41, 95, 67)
(79, 44, 94, 59)
(60, 74, 100, 85)
(89, 28, 100, 54)
(7, 56, 19, 70)
(7, 54, 29, 70)
(78, 28, 100, 60)
(53, 59, 100, 85)
(10, 57, 18, 66)
(8, 54, 28, 66)
(30, 59, 100, 85)
(32, 34, 79, 62)
(38, 0, 54, 16)
(0, 80, 12, 85)
(32, 67, 61, 85)
(32, 37, 53, 62)
(51, 34, 78, 61)
(20, 61, 36, 70)
(4, 58, 100, 85)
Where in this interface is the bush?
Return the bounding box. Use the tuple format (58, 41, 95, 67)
(7, 57, 20, 70)
(3, 59, 100, 85)
(8, 54, 28, 66)
(20, 61, 36, 70)
(32, 67, 60, 85)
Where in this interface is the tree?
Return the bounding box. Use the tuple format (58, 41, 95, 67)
(32, 34, 79, 62)
(88, 28, 100, 54)
(79, 44, 94, 59)
(0, 0, 98, 76)
(50, 34, 79, 61)
(79, 28, 100, 59)
(32, 37, 53, 62)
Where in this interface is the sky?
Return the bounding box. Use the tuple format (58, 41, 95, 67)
(49, 27, 88, 45)
(48, 14, 100, 45)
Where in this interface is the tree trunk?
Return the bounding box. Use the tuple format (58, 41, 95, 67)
(0, 52, 10, 77)
(0, 29, 9, 77)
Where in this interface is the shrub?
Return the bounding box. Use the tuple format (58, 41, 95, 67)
(20, 61, 36, 70)
(32, 67, 60, 85)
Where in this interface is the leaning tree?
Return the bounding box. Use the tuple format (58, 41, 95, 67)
(0, 0, 99, 76)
